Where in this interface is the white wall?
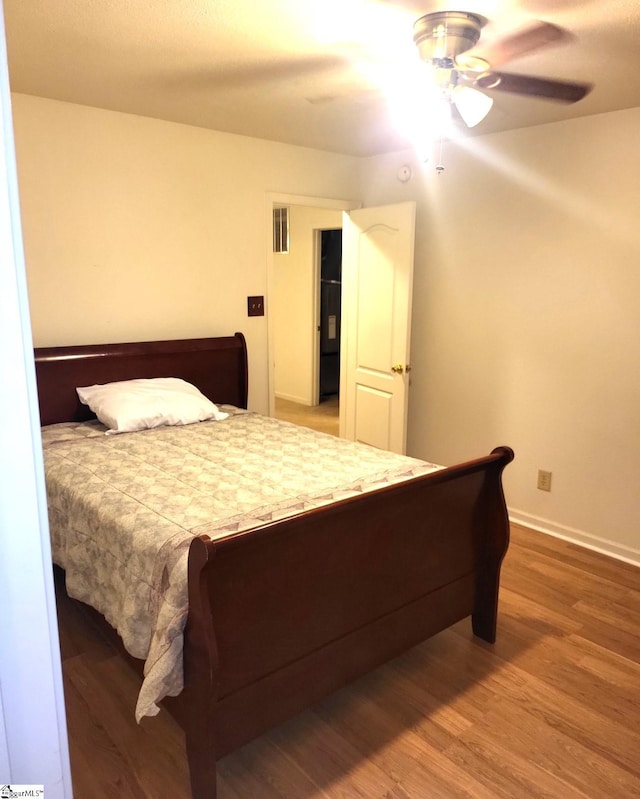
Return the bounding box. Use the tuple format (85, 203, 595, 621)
(11, 92, 640, 564)
(273, 205, 342, 405)
(11, 93, 361, 414)
(359, 107, 640, 564)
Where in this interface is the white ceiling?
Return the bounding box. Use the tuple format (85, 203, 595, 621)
(4, 0, 640, 157)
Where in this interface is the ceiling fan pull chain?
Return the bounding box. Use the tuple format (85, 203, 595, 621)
(436, 132, 445, 174)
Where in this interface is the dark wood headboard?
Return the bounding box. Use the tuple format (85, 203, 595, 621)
(34, 333, 248, 426)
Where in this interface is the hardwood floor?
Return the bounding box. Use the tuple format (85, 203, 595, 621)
(55, 524, 640, 798)
(274, 396, 340, 437)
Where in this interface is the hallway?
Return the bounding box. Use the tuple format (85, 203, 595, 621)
(274, 396, 339, 437)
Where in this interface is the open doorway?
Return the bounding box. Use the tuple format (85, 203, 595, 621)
(267, 194, 357, 436)
(268, 195, 416, 453)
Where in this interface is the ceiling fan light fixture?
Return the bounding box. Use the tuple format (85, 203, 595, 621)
(452, 85, 493, 127)
(454, 54, 491, 74)
(413, 11, 484, 62)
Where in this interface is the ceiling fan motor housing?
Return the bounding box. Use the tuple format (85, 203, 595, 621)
(413, 11, 484, 64)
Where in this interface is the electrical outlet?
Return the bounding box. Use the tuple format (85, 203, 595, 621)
(537, 469, 552, 492)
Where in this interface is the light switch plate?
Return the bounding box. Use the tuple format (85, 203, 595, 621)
(247, 296, 264, 317)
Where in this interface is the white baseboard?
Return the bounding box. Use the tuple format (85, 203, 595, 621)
(274, 392, 313, 406)
(508, 509, 640, 568)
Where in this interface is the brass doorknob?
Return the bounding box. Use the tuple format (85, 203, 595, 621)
(391, 364, 404, 374)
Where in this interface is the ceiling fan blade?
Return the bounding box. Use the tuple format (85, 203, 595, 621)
(476, 71, 592, 103)
(473, 21, 569, 68)
(159, 49, 366, 93)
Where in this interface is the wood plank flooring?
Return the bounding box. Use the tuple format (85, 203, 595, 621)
(274, 396, 339, 437)
(55, 524, 640, 798)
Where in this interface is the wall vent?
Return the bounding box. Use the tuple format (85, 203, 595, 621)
(273, 206, 289, 254)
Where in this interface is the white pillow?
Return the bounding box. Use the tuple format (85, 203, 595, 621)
(76, 377, 229, 434)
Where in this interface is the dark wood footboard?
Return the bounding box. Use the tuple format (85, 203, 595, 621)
(179, 445, 514, 799)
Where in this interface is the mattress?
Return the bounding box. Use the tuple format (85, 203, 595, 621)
(42, 407, 440, 719)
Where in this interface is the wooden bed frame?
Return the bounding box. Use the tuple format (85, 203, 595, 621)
(35, 332, 513, 799)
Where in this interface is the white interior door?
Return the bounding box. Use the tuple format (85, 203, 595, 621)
(339, 202, 416, 454)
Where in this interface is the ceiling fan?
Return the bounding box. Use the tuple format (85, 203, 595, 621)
(412, 11, 593, 128)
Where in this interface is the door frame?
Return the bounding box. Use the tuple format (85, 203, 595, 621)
(313, 225, 343, 406)
(0, 8, 73, 791)
(265, 193, 359, 420)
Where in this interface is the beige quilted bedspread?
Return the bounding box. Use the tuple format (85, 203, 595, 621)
(42, 408, 439, 720)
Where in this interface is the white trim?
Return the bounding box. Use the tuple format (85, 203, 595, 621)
(265, 193, 359, 420)
(274, 391, 314, 406)
(0, 687, 9, 778)
(509, 509, 640, 568)
(311, 228, 321, 406)
(0, 5, 72, 794)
